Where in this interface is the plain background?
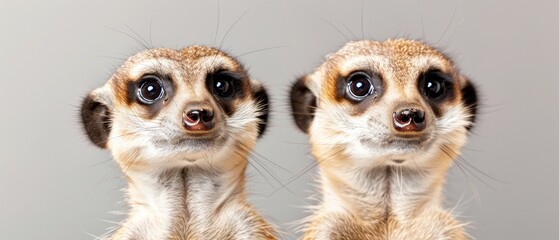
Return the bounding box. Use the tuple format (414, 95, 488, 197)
(1, 0, 558, 239)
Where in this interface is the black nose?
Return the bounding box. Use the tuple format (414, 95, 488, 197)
(183, 109, 214, 131)
(393, 108, 426, 132)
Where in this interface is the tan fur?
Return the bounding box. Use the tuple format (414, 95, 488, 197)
(85, 46, 277, 239)
(297, 39, 475, 239)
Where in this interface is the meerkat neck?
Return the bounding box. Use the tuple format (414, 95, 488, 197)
(110, 160, 249, 239)
(321, 163, 448, 222)
(125, 163, 247, 215)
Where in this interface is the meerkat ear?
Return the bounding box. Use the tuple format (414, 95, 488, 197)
(81, 89, 112, 148)
(461, 78, 479, 131)
(290, 76, 317, 133)
(252, 84, 270, 138)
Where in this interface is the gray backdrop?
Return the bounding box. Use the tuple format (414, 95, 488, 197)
(1, 0, 557, 239)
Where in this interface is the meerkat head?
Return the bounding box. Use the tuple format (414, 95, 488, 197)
(290, 39, 478, 170)
(81, 46, 269, 172)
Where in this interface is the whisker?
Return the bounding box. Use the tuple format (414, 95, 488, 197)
(341, 22, 358, 40)
(95, 55, 128, 61)
(453, 160, 481, 203)
(217, 9, 248, 50)
(435, 3, 458, 45)
(417, 0, 426, 40)
(360, 0, 365, 40)
(212, 0, 221, 47)
(228, 133, 285, 187)
(105, 26, 149, 50)
(439, 140, 508, 185)
(148, 16, 154, 48)
(236, 45, 290, 58)
(287, 147, 345, 184)
(440, 145, 481, 202)
(320, 17, 351, 41)
(244, 145, 293, 174)
(236, 148, 276, 188)
(126, 24, 152, 49)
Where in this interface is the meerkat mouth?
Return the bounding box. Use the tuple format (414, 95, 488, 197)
(178, 133, 227, 146)
(357, 134, 435, 161)
(392, 159, 405, 164)
(387, 138, 425, 145)
(153, 131, 228, 151)
(360, 133, 431, 149)
(386, 133, 432, 147)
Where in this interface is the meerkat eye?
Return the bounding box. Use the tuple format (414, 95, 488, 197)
(137, 75, 165, 104)
(210, 72, 237, 98)
(346, 72, 374, 101)
(422, 70, 451, 101)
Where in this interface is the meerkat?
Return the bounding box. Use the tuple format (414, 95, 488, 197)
(289, 39, 478, 240)
(81, 46, 278, 240)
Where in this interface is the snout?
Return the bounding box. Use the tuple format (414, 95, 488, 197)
(182, 102, 217, 133)
(392, 108, 426, 132)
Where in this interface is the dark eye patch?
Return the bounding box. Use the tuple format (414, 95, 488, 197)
(206, 70, 247, 116)
(137, 75, 165, 104)
(331, 69, 384, 116)
(418, 68, 455, 117)
(418, 69, 454, 103)
(126, 73, 174, 119)
(336, 70, 383, 104)
(209, 71, 244, 98)
(420, 69, 453, 101)
(346, 72, 374, 101)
